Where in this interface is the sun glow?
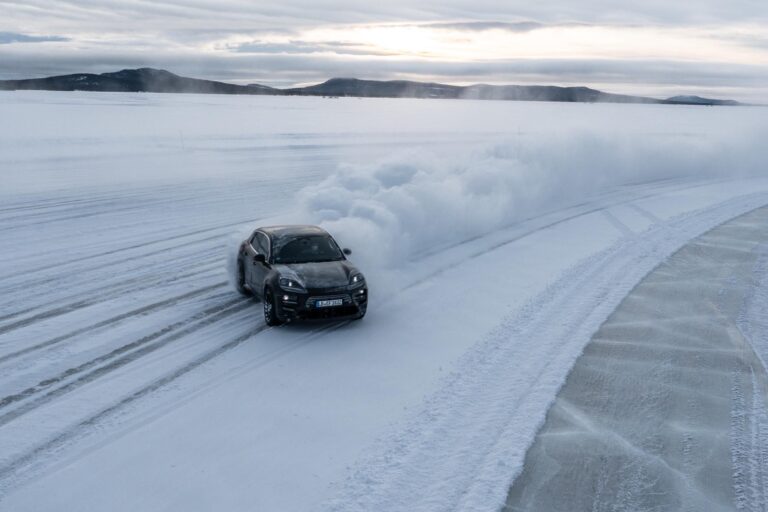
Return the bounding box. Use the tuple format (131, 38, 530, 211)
(334, 25, 447, 57)
(290, 23, 768, 65)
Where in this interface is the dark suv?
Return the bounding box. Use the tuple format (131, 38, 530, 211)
(235, 225, 367, 325)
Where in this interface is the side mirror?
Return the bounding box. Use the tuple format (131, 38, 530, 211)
(253, 253, 266, 264)
(343, 248, 352, 256)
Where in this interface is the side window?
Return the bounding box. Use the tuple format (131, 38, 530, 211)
(256, 232, 270, 259)
(249, 232, 260, 252)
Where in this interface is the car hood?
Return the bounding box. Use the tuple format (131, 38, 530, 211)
(277, 261, 357, 289)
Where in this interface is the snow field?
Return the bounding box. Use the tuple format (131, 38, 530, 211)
(0, 91, 767, 511)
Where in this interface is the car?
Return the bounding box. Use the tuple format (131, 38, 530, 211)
(235, 225, 368, 326)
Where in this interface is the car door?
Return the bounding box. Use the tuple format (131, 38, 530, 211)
(248, 231, 271, 295)
(243, 231, 262, 287)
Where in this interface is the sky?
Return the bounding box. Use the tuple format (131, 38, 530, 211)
(0, 0, 767, 101)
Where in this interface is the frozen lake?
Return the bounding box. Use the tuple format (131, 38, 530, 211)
(0, 91, 767, 511)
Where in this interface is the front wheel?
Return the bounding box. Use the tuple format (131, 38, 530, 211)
(263, 288, 284, 326)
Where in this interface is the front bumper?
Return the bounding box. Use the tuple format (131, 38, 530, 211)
(276, 285, 368, 321)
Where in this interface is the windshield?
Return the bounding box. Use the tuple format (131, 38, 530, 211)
(273, 235, 344, 264)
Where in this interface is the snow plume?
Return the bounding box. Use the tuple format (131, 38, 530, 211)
(298, 128, 768, 274)
(225, 226, 254, 292)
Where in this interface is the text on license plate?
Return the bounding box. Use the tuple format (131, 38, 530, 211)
(315, 298, 343, 308)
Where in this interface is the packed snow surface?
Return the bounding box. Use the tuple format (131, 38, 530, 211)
(505, 207, 768, 512)
(0, 91, 767, 511)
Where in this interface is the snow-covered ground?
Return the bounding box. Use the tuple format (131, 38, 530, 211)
(505, 207, 768, 512)
(0, 91, 767, 511)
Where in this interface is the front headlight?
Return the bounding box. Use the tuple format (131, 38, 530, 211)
(350, 273, 365, 288)
(279, 276, 306, 293)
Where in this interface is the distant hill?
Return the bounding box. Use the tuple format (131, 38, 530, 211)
(0, 68, 277, 95)
(462, 84, 660, 103)
(665, 95, 741, 106)
(286, 78, 662, 104)
(284, 78, 464, 99)
(0, 68, 742, 106)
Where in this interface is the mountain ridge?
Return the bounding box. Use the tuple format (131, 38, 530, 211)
(0, 68, 742, 106)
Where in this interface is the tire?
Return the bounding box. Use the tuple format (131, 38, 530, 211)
(263, 288, 284, 326)
(355, 304, 367, 320)
(235, 260, 252, 296)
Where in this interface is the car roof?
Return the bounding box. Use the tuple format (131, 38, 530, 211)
(258, 225, 330, 239)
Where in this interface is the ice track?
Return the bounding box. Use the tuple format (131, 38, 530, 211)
(2, 93, 768, 511)
(504, 207, 768, 512)
(2, 175, 768, 512)
(326, 190, 768, 512)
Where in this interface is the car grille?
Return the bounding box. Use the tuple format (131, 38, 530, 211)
(312, 285, 348, 294)
(301, 306, 359, 320)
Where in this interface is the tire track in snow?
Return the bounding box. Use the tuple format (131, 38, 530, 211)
(0, 319, 351, 493)
(0, 182, 194, 215)
(0, 216, 260, 281)
(0, 298, 251, 427)
(330, 204, 653, 511)
(0, 223, 231, 320)
(0, 202, 186, 233)
(628, 203, 663, 224)
(326, 192, 768, 512)
(0, 174, 676, 354)
(0, 238, 223, 297)
(0, 194, 160, 217)
(0, 182, 254, 230)
(0, 233, 222, 284)
(0, 294, 246, 408)
(601, 209, 635, 237)
(409, 176, 699, 264)
(0, 261, 221, 326)
(0, 178, 699, 339)
(0, 178, 704, 329)
(0, 282, 228, 363)
(404, 179, 708, 292)
(0, 178, 755, 506)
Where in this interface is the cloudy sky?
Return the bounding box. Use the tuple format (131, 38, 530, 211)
(1, 0, 767, 101)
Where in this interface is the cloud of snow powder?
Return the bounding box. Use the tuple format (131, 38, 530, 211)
(298, 128, 768, 277)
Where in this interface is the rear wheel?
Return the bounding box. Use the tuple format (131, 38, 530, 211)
(263, 288, 284, 326)
(235, 260, 251, 296)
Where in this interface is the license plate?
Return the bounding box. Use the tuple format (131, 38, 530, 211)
(315, 298, 343, 308)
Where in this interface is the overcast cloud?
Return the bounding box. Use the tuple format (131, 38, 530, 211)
(0, 0, 766, 101)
